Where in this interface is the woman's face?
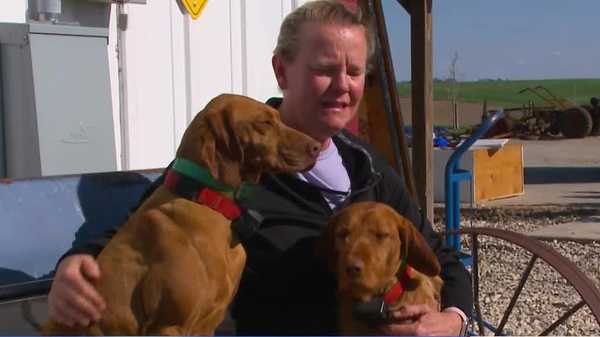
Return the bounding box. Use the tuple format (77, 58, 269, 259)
(273, 22, 368, 144)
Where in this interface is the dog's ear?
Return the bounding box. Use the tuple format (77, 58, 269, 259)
(205, 107, 228, 147)
(199, 135, 219, 179)
(176, 108, 220, 179)
(395, 213, 441, 277)
(205, 106, 244, 163)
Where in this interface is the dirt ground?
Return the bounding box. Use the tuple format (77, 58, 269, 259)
(398, 97, 495, 127)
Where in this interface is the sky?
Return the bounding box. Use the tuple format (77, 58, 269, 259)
(382, 0, 600, 81)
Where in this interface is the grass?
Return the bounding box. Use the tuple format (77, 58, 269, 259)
(397, 78, 600, 107)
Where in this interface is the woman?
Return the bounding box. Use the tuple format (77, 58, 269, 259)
(47, 1, 472, 335)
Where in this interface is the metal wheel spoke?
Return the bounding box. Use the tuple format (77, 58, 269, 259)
(496, 255, 538, 335)
(456, 227, 600, 336)
(540, 300, 586, 336)
(471, 233, 486, 335)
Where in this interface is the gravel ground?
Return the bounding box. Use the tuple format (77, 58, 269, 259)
(433, 206, 600, 336)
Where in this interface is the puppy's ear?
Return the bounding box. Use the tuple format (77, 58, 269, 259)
(396, 213, 441, 277)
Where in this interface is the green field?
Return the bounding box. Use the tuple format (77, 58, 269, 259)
(397, 78, 600, 107)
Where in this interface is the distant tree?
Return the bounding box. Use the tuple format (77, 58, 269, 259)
(446, 52, 460, 128)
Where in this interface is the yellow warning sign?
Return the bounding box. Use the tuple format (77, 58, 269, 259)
(180, 0, 208, 20)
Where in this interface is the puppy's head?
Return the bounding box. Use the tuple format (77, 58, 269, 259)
(320, 202, 441, 301)
(177, 94, 320, 187)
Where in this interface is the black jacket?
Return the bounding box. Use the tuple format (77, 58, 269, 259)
(64, 102, 473, 335)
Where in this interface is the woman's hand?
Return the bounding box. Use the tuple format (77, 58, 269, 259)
(379, 304, 464, 336)
(47, 254, 106, 327)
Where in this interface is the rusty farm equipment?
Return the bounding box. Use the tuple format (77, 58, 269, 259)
(582, 96, 600, 136)
(492, 86, 596, 139)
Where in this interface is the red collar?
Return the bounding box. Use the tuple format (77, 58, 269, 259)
(383, 265, 413, 305)
(164, 169, 241, 220)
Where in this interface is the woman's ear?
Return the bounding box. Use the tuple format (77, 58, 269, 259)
(272, 54, 288, 90)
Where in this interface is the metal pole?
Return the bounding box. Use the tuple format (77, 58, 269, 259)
(0, 54, 5, 178)
(370, 0, 418, 202)
(116, 3, 130, 170)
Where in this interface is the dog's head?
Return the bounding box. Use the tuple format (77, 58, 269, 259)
(177, 94, 321, 188)
(319, 201, 441, 301)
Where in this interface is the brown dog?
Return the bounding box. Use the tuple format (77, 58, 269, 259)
(42, 94, 320, 335)
(319, 201, 443, 335)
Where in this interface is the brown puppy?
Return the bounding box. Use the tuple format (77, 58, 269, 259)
(320, 201, 443, 335)
(42, 94, 320, 335)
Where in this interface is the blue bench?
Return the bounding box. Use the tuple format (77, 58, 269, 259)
(0, 169, 160, 334)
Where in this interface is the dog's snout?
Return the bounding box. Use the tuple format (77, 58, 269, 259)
(307, 142, 321, 158)
(346, 260, 363, 278)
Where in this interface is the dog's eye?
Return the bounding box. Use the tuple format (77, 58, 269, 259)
(253, 121, 272, 135)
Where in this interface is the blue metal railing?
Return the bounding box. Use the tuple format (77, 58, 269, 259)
(444, 109, 505, 251)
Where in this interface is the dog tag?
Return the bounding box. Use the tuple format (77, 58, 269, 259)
(352, 297, 390, 326)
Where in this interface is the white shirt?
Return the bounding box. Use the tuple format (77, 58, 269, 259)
(297, 140, 351, 209)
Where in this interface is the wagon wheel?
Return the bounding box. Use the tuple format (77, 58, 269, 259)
(593, 108, 600, 136)
(582, 104, 600, 136)
(559, 107, 592, 138)
(456, 227, 600, 336)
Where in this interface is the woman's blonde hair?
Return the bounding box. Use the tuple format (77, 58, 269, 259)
(274, 0, 375, 66)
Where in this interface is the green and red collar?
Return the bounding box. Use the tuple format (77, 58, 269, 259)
(164, 158, 254, 220)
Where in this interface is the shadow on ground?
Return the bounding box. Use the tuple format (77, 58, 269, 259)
(567, 191, 600, 200)
(525, 167, 600, 184)
(434, 206, 599, 224)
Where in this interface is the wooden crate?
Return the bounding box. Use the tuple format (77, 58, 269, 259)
(433, 143, 524, 204)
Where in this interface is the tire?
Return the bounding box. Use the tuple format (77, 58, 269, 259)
(559, 107, 592, 138)
(584, 104, 600, 136)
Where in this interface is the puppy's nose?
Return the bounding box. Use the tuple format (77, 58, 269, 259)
(307, 142, 321, 158)
(346, 261, 363, 277)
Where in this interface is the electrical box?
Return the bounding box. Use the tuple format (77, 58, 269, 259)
(0, 22, 117, 179)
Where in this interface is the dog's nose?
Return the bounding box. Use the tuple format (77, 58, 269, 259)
(307, 142, 321, 158)
(346, 261, 363, 277)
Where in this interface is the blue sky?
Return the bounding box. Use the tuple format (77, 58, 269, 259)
(382, 0, 600, 81)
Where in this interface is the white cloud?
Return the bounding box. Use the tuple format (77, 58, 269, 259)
(552, 51, 561, 57)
